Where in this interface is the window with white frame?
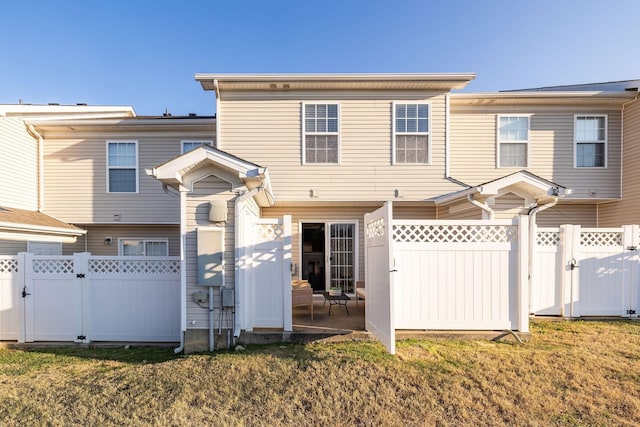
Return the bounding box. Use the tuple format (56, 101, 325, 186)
(575, 115, 606, 168)
(107, 141, 138, 192)
(119, 238, 168, 256)
(303, 103, 339, 164)
(498, 115, 529, 167)
(393, 102, 429, 164)
(182, 140, 214, 153)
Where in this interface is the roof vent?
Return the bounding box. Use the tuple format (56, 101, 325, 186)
(48, 103, 60, 106)
(163, 108, 172, 117)
(76, 103, 87, 106)
(189, 113, 197, 117)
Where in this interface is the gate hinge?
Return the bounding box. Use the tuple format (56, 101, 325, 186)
(76, 273, 85, 278)
(77, 335, 86, 340)
(21, 286, 31, 298)
(626, 309, 637, 315)
(627, 246, 637, 251)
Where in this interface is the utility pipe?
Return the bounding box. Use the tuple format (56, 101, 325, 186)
(527, 196, 559, 313)
(467, 193, 494, 219)
(174, 189, 188, 354)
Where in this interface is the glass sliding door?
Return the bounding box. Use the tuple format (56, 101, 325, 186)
(329, 223, 356, 293)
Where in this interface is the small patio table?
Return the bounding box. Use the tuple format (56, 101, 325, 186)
(321, 291, 350, 316)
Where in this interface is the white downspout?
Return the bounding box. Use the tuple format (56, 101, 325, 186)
(234, 186, 262, 339)
(174, 189, 188, 354)
(26, 124, 45, 212)
(467, 193, 494, 219)
(214, 79, 221, 149)
(444, 93, 450, 178)
(527, 196, 559, 314)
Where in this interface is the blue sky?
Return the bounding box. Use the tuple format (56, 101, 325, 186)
(1, 0, 639, 116)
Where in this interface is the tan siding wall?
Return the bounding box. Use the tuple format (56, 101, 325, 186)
(599, 99, 640, 226)
(43, 129, 213, 224)
(437, 202, 483, 219)
(185, 176, 236, 329)
(493, 193, 527, 219)
(62, 225, 180, 255)
(218, 90, 462, 202)
(0, 239, 27, 255)
(536, 204, 597, 227)
(450, 105, 622, 200)
(0, 118, 38, 210)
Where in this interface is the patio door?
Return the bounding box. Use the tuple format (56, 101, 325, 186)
(328, 223, 356, 293)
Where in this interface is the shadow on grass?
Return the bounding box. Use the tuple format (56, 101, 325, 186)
(13, 346, 183, 365)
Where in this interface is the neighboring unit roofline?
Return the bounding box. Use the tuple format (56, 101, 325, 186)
(0, 104, 136, 119)
(450, 90, 637, 105)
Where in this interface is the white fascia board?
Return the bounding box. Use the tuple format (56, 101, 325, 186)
(196, 72, 477, 82)
(0, 105, 135, 118)
(0, 231, 79, 243)
(0, 222, 86, 236)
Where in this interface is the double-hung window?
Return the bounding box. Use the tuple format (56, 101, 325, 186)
(107, 141, 138, 193)
(575, 115, 606, 168)
(497, 115, 529, 168)
(393, 102, 429, 164)
(119, 238, 168, 256)
(182, 140, 214, 153)
(303, 103, 339, 164)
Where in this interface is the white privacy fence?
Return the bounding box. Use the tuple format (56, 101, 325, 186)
(532, 225, 640, 318)
(0, 253, 180, 343)
(392, 219, 527, 331)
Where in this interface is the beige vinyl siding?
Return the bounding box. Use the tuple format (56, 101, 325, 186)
(493, 193, 527, 219)
(449, 105, 622, 200)
(185, 176, 236, 329)
(599, 99, 640, 226)
(0, 239, 27, 255)
(62, 224, 179, 255)
(218, 90, 463, 202)
(437, 202, 483, 220)
(0, 118, 38, 210)
(43, 129, 213, 224)
(536, 204, 597, 227)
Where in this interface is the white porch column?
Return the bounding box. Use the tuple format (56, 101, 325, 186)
(517, 215, 529, 333)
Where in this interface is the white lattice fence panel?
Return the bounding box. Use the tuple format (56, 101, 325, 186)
(89, 257, 180, 275)
(580, 230, 622, 247)
(253, 222, 284, 244)
(366, 217, 386, 239)
(393, 223, 517, 243)
(537, 230, 560, 247)
(32, 257, 74, 275)
(0, 257, 18, 274)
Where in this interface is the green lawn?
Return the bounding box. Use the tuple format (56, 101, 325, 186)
(1, 320, 639, 426)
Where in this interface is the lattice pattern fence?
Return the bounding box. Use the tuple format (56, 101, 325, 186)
(536, 231, 560, 247)
(89, 258, 180, 275)
(0, 257, 18, 274)
(366, 217, 386, 239)
(253, 222, 284, 244)
(33, 258, 74, 274)
(580, 231, 622, 247)
(393, 223, 517, 243)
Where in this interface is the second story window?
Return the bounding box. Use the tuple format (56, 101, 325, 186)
(182, 140, 214, 153)
(393, 102, 429, 164)
(303, 103, 339, 164)
(498, 115, 529, 168)
(107, 141, 137, 193)
(575, 115, 606, 168)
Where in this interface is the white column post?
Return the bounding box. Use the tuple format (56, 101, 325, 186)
(283, 215, 292, 332)
(517, 215, 530, 333)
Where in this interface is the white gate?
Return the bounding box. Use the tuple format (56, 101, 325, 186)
(393, 219, 525, 331)
(533, 225, 640, 318)
(247, 216, 292, 330)
(0, 256, 19, 341)
(364, 203, 395, 354)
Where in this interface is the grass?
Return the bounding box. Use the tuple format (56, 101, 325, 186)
(1, 320, 639, 426)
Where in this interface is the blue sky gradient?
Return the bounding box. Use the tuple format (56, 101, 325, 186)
(1, 0, 638, 115)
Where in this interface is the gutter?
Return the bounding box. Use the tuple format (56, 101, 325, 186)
(467, 193, 494, 219)
(25, 124, 44, 212)
(445, 93, 450, 178)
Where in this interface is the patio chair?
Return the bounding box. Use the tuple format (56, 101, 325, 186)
(355, 281, 365, 306)
(292, 279, 313, 320)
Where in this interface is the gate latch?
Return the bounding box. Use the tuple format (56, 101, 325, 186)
(569, 258, 579, 270)
(627, 309, 637, 315)
(21, 286, 31, 298)
(76, 273, 85, 279)
(628, 246, 637, 251)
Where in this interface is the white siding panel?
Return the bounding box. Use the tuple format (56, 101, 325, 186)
(450, 105, 622, 200)
(219, 91, 463, 202)
(599, 99, 640, 226)
(0, 118, 38, 210)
